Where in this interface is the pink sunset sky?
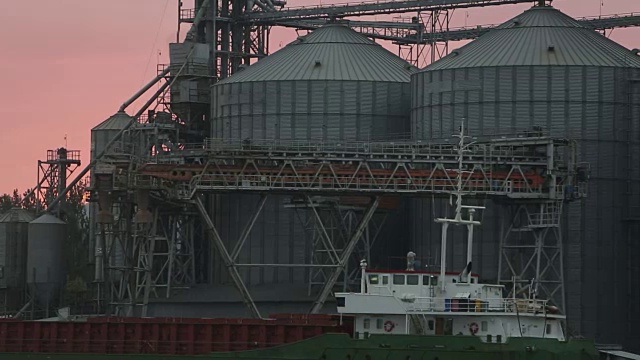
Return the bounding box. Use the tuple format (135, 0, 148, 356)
(0, 0, 639, 194)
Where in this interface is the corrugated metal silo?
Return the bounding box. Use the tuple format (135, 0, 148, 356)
(0, 209, 34, 293)
(89, 112, 132, 271)
(209, 24, 415, 298)
(410, 4, 640, 349)
(91, 111, 133, 158)
(27, 214, 66, 304)
(212, 23, 415, 140)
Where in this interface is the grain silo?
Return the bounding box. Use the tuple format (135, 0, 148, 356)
(26, 214, 66, 305)
(205, 24, 415, 315)
(410, 3, 640, 349)
(0, 208, 34, 312)
(89, 111, 133, 277)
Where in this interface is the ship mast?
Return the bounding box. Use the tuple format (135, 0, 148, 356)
(434, 122, 485, 290)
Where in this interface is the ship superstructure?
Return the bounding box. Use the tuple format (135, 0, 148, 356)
(337, 123, 565, 343)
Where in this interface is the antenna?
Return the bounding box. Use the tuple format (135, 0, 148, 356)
(434, 121, 485, 290)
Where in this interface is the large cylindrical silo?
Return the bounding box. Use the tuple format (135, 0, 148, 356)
(410, 4, 640, 349)
(0, 208, 34, 311)
(27, 214, 67, 304)
(212, 24, 415, 141)
(209, 24, 415, 304)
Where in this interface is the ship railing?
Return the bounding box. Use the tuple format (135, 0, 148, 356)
(402, 297, 549, 315)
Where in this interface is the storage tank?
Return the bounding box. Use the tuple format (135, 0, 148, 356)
(0, 209, 34, 294)
(90, 112, 132, 275)
(208, 24, 415, 299)
(91, 111, 133, 158)
(26, 214, 66, 304)
(410, 4, 640, 349)
(212, 23, 415, 140)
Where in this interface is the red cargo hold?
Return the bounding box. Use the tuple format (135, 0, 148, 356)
(0, 314, 353, 355)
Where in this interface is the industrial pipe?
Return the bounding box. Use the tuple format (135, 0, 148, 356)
(46, 80, 171, 212)
(186, 0, 211, 40)
(46, 0, 213, 212)
(118, 67, 170, 112)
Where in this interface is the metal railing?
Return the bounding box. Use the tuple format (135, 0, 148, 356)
(187, 174, 537, 197)
(201, 137, 556, 164)
(401, 297, 550, 315)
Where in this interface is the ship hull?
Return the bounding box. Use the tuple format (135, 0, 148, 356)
(1, 333, 600, 360)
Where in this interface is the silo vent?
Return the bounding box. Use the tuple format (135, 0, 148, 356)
(451, 50, 460, 56)
(632, 49, 640, 56)
(513, 18, 521, 26)
(548, 45, 555, 52)
(314, 60, 322, 67)
(237, 64, 248, 72)
(297, 36, 306, 42)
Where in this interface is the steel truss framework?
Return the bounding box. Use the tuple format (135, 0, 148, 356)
(404, 12, 640, 45)
(94, 193, 199, 317)
(176, 0, 549, 82)
(92, 121, 203, 316)
(286, 197, 391, 296)
(33, 149, 81, 214)
(136, 137, 580, 200)
(498, 201, 565, 310)
(102, 135, 587, 315)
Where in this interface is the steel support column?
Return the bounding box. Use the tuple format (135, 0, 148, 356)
(195, 195, 262, 318)
(310, 196, 380, 313)
(498, 202, 566, 311)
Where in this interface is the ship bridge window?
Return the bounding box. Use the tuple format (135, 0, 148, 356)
(376, 319, 383, 329)
(546, 324, 552, 335)
(363, 318, 370, 329)
(368, 274, 379, 285)
(382, 275, 389, 285)
(407, 275, 419, 285)
(393, 275, 405, 285)
(423, 276, 438, 286)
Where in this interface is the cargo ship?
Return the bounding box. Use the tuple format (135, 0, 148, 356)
(0, 125, 601, 359)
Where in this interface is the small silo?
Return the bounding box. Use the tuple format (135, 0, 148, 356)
(208, 24, 416, 303)
(91, 111, 133, 159)
(0, 208, 34, 310)
(410, 4, 640, 349)
(27, 214, 66, 304)
(89, 111, 132, 275)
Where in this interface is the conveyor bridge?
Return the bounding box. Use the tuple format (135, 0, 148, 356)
(133, 136, 587, 202)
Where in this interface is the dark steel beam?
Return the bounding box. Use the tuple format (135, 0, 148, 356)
(407, 13, 640, 45)
(243, 0, 536, 22)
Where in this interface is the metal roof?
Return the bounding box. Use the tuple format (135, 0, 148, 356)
(217, 24, 416, 84)
(425, 5, 640, 70)
(92, 111, 133, 131)
(30, 214, 66, 225)
(0, 208, 35, 223)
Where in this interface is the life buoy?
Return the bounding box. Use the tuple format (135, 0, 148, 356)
(469, 322, 479, 335)
(384, 320, 395, 332)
